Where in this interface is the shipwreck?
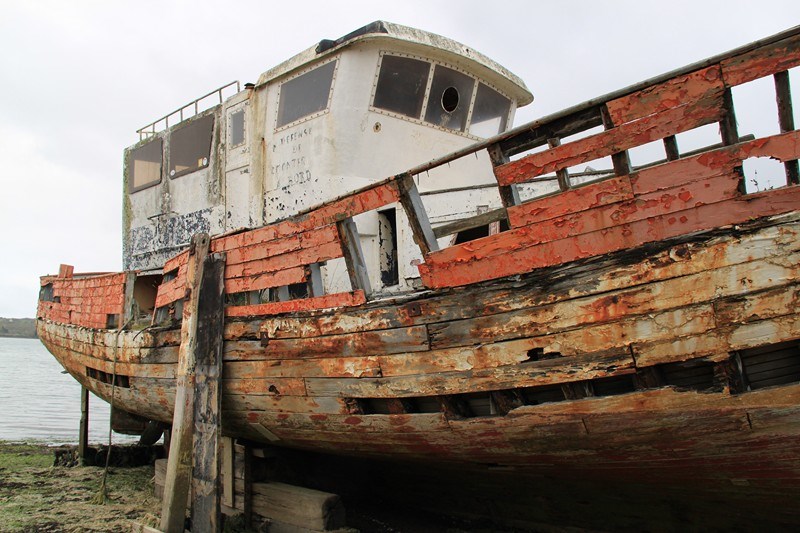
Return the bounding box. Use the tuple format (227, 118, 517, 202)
(37, 21, 800, 529)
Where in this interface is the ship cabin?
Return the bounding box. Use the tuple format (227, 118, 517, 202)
(123, 21, 532, 315)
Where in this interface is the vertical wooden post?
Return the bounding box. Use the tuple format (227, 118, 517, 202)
(160, 233, 211, 533)
(396, 173, 439, 255)
(547, 138, 571, 191)
(488, 144, 520, 208)
(719, 88, 747, 194)
(190, 250, 226, 533)
(336, 218, 372, 297)
(78, 386, 89, 466)
(600, 105, 632, 176)
(774, 70, 799, 185)
(663, 135, 680, 161)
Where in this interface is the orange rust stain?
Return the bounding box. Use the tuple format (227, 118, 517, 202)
(344, 416, 362, 425)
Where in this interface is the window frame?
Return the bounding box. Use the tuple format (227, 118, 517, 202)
(167, 113, 215, 180)
(228, 106, 247, 148)
(127, 137, 164, 194)
(274, 57, 339, 131)
(370, 51, 513, 140)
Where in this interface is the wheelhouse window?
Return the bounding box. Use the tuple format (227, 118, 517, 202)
(277, 60, 337, 128)
(373, 55, 430, 119)
(424, 65, 475, 132)
(230, 109, 245, 147)
(169, 114, 214, 178)
(469, 83, 511, 138)
(128, 138, 162, 193)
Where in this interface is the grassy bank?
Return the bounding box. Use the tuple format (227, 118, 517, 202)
(0, 441, 160, 532)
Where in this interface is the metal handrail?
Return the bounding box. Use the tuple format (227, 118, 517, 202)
(136, 81, 241, 140)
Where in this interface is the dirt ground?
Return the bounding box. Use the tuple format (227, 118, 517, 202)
(0, 441, 161, 533)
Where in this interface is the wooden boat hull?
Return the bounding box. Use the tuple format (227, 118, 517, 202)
(37, 212, 800, 494)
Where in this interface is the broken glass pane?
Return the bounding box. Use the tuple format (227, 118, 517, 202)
(469, 83, 511, 138)
(169, 114, 214, 178)
(373, 55, 430, 119)
(128, 138, 162, 192)
(277, 60, 337, 127)
(424, 65, 475, 132)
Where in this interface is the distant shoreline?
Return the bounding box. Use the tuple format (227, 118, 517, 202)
(0, 317, 37, 339)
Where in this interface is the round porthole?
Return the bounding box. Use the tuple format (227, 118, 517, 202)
(441, 86, 459, 113)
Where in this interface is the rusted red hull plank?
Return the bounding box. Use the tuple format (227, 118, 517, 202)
(212, 181, 400, 253)
(225, 290, 366, 317)
(494, 97, 724, 185)
(508, 175, 634, 228)
(225, 240, 342, 279)
(419, 184, 800, 288)
(721, 32, 800, 87)
(606, 65, 724, 126)
(224, 265, 307, 294)
(224, 224, 339, 266)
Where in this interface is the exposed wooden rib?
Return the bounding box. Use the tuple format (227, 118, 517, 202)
(336, 218, 372, 297)
(397, 173, 439, 254)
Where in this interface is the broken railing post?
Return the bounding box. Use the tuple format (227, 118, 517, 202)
(160, 233, 226, 533)
(397, 173, 439, 255)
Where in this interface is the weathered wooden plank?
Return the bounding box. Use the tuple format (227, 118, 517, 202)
(224, 266, 306, 295)
(155, 276, 187, 308)
(306, 349, 635, 398)
(225, 240, 342, 280)
(425, 170, 741, 275)
(606, 65, 725, 126)
(494, 97, 724, 185)
(225, 290, 366, 317)
(212, 181, 401, 253)
(249, 482, 345, 532)
(260, 324, 429, 359)
(190, 253, 226, 533)
(721, 32, 800, 87)
(714, 284, 800, 326)
(161, 234, 210, 533)
(418, 184, 800, 289)
(222, 394, 349, 415)
(256, 411, 450, 433)
(376, 339, 532, 377)
(222, 377, 307, 396)
(492, 243, 800, 350)
(224, 224, 339, 266)
(507, 175, 634, 228)
(163, 250, 189, 275)
(224, 356, 381, 379)
(262, 215, 800, 339)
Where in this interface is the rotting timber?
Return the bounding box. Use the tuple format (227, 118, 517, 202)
(37, 21, 800, 527)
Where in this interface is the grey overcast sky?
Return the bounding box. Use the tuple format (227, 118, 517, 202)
(0, 0, 798, 318)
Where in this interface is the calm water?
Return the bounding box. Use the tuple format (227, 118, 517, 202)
(0, 337, 137, 444)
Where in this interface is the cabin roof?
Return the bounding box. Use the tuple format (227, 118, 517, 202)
(255, 21, 534, 106)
